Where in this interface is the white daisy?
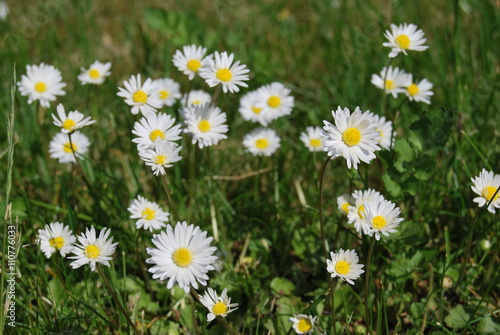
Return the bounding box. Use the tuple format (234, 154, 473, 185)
(337, 194, 354, 216)
(37, 222, 76, 258)
(471, 169, 500, 214)
(199, 51, 250, 93)
(132, 112, 182, 150)
(289, 314, 317, 334)
(371, 66, 412, 98)
(51, 103, 95, 134)
(117, 74, 162, 115)
(199, 287, 239, 322)
(363, 198, 404, 241)
(172, 44, 211, 80)
(128, 195, 170, 232)
(78, 60, 112, 85)
(322, 106, 381, 170)
(348, 189, 385, 235)
(326, 249, 365, 285)
(254, 82, 294, 122)
(181, 90, 212, 109)
(49, 131, 90, 164)
(383, 23, 429, 58)
(406, 77, 434, 104)
(146, 221, 218, 293)
(69, 226, 118, 272)
(18, 63, 66, 108)
(238, 90, 269, 126)
(300, 126, 325, 152)
(184, 104, 228, 149)
(372, 114, 394, 150)
(0, 1, 9, 20)
(138, 140, 182, 176)
(154, 78, 182, 107)
(242, 128, 281, 157)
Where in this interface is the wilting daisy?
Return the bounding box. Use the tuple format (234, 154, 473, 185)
(363, 199, 404, 241)
(146, 221, 218, 293)
(37, 222, 76, 258)
(138, 140, 182, 176)
(128, 195, 169, 232)
(383, 23, 428, 58)
(173, 44, 211, 80)
(326, 249, 365, 285)
(471, 169, 500, 214)
(154, 78, 181, 107)
(51, 103, 95, 133)
(49, 131, 90, 164)
(337, 194, 354, 216)
(132, 112, 182, 150)
(69, 227, 118, 272)
(348, 189, 384, 235)
(255, 82, 294, 122)
(181, 90, 212, 109)
(199, 287, 239, 321)
(289, 314, 316, 334)
(372, 114, 394, 150)
(243, 128, 281, 157)
(300, 126, 325, 152)
(238, 90, 269, 126)
(78, 61, 112, 85)
(184, 104, 228, 148)
(406, 77, 434, 104)
(117, 74, 161, 115)
(200, 51, 250, 93)
(322, 106, 381, 170)
(371, 66, 412, 98)
(18, 63, 66, 108)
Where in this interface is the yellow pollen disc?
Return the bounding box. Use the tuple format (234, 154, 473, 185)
(187, 59, 201, 72)
(63, 142, 77, 153)
(216, 68, 232, 82)
(63, 119, 76, 130)
(309, 139, 321, 148)
(395, 34, 410, 49)
(297, 318, 313, 332)
(385, 80, 396, 90)
(172, 247, 193, 267)
(341, 203, 350, 214)
(372, 215, 387, 230)
(155, 155, 167, 165)
(267, 96, 281, 108)
(255, 138, 269, 149)
(142, 207, 155, 220)
(49, 237, 64, 250)
(482, 186, 499, 201)
(133, 90, 147, 103)
(35, 82, 47, 93)
(159, 90, 169, 99)
(357, 204, 365, 219)
(150, 129, 165, 141)
(85, 245, 101, 259)
(192, 100, 201, 105)
(342, 128, 362, 147)
(198, 120, 211, 133)
(407, 83, 419, 96)
(251, 106, 262, 114)
(89, 69, 100, 79)
(335, 260, 350, 275)
(376, 129, 384, 140)
(212, 302, 228, 316)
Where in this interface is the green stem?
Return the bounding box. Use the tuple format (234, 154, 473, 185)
(161, 174, 179, 222)
(329, 277, 337, 335)
(210, 85, 222, 107)
(381, 58, 394, 117)
(206, 147, 219, 242)
(318, 156, 332, 260)
(364, 237, 376, 333)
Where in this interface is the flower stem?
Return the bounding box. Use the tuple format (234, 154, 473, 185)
(329, 277, 337, 335)
(161, 174, 179, 222)
(206, 147, 220, 242)
(364, 237, 376, 333)
(318, 156, 332, 260)
(381, 58, 394, 117)
(210, 85, 222, 107)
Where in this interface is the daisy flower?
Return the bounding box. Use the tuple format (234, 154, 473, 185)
(128, 195, 170, 232)
(117, 74, 161, 115)
(146, 221, 218, 293)
(242, 128, 281, 157)
(289, 314, 316, 334)
(383, 23, 428, 58)
(471, 169, 500, 214)
(49, 131, 90, 164)
(51, 103, 95, 133)
(326, 249, 365, 285)
(37, 222, 76, 258)
(132, 112, 182, 150)
(18, 63, 66, 108)
(372, 114, 394, 150)
(322, 106, 381, 170)
(363, 198, 404, 241)
(348, 189, 384, 235)
(300, 126, 325, 152)
(406, 77, 434, 104)
(154, 78, 181, 107)
(183, 104, 228, 149)
(173, 44, 211, 80)
(254, 82, 294, 122)
(238, 90, 269, 126)
(69, 227, 118, 272)
(181, 90, 212, 109)
(0, 1, 9, 20)
(138, 140, 182, 176)
(199, 287, 239, 322)
(337, 194, 354, 216)
(78, 60, 112, 85)
(371, 66, 412, 98)
(199, 51, 250, 93)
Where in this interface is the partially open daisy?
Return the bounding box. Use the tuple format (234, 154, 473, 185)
(132, 112, 182, 150)
(37, 222, 76, 258)
(254, 82, 294, 122)
(322, 106, 381, 170)
(184, 104, 228, 149)
(363, 198, 404, 241)
(52, 103, 95, 134)
(383, 23, 428, 58)
(173, 44, 211, 80)
(117, 74, 161, 115)
(200, 51, 250, 93)
(146, 221, 218, 293)
(238, 90, 269, 126)
(371, 66, 412, 98)
(348, 189, 385, 235)
(471, 169, 500, 214)
(138, 140, 182, 176)
(406, 77, 434, 104)
(18, 63, 66, 108)
(199, 287, 239, 322)
(128, 195, 170, 232)
(78, 60, 112, 85)
(372, 114, 394, 150)
(326, 249, 365, 285)
(69, 226, 118, 272)
(337, 194, 354, 216)
(242, 128, 281, 157)
(154, 78, 181, 107)
(181, 90, 212, 109)
(49, 131, 90, 164)
(300, 126, 325, 152)
(289, 314, 317, 334)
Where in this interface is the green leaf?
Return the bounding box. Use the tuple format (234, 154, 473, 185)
(444, 304, 471, 329)
(270, 277, 295, 296)
(48, 278, 68, 305)
(478, 315, 500, 334)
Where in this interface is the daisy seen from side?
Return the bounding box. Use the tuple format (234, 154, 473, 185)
(300, 126, 325, 152)
(348, 189, 385, 235)
(181, 90, 212, 109)
(183, 104, 228, 149)
(128, 195, 170, 232)
(289, 314, 317, 334)
(383, 23, 428, 58)
(363, 198, 404, 241)
(154, 78, 182, 107)
(173, 44, 211, 80)
(18, 63, 66, 108)
(69, 226, 118, 272)
(406, 77, 434, 104)
(49, 131, 90, 164)
(138, 140, 182, 176)
(132, 112, 182, 150)
(326, 249, 365, 285)
(199, 51, 250, 93)
(242, 128, 281, 157)
(199, 287, 239, 322)
(37, 222, 76, 258)
(337, 194, 354, 216)
(372, 114, 394, 150)
(78, 60, 112, 85)
(117, 74, 162, 115)
(471, 169, 500, 214)
(238, 90, 269, 126)
(371, 66, 412, 98)
(51, 103, 95, 134)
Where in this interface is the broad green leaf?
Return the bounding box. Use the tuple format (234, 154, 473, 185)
(444, 304, 471, 329)
(270, 277, 295, 296)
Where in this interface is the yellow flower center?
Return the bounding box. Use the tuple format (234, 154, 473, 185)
(198, 120, 211, 133)
(267, 96, 281, 108)
(150, 129, 165, 141)
(192, 100, 201, 105)
(172, 247, 193, 267)
(335, 260, 350, 275)
(85, 245, 101, 259)
(407, 83, 419, 96)
(89, 69, 100, 79)
(341, 203, 350, 214)
(133, 90, 147, 103)
(63, 119, 76, 130)
(357, 204, 365, 220)
(309, 139, 321, 148)
(216, 68, 232, 82)
(385, 80, 396, 90)
(63, 142, 77, 153)
(342, 128, 361, 147)
(395, 34, 410, 49)
(376, 129, 384, 140)
(297, 318, 313, 332)
(372, 215, 387, 230)
(49, 237, 64, 250)
(251, 106, 262, 114)
(256, 138, 269, 149)
(142, 207, 155, 220)
(482, 186, 499, 201)
(35, 82, 47, 93)
(187, 59, 201, 72)
(159, 90, 169, 99)
(212, 302, 228, 316)
(155, 155, 167, 165)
